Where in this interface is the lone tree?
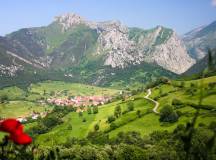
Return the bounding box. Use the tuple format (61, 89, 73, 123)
(0, 95, 9, 104)
(208, 49, 214, 71)
(107, 115, 116, 123)
(114, 105, 122, 118)
(87, 107, 92, 114)
(136, 110, 141, 118)
(94, 123, 99, 131)
(127, 102, 134, 112)
(79, 111, 83, 117)
(160, 105, 179, 123)
(93, 106, 98, 114)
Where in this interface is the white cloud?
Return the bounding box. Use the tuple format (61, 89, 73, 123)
(212, 0, 216, 7)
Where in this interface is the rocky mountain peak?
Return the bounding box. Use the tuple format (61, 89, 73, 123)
(96, 20, 128, 33)
(54, 13, 85, 30)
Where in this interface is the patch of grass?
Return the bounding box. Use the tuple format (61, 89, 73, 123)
(29, 81, 120, 98)
(35, 112, 96, 146)
(34, 97, 154, 146)
(0, 86, 25, 100)
(0, 101, 52, 118)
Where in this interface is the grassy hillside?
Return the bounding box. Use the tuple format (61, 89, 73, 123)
(0, 101, 52, 118)
(0, 76, 215, 159)
(34, 95, 154, 146)
(0, 81, 120, 118)
(29, 81, 120, 97)
(21, 76, 216, 147)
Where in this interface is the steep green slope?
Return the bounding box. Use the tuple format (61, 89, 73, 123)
(183, 50, 216, 76)
(129, 26, 173, 46)
(51, 25, 99, 68)
(25, 76, 216, 146)
(64, 62, 177, 89)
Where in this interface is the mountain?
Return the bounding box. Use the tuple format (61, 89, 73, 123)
(183, 49, 216, 75)
(183, 21, 216, 60)
(0, 13, 196, 87)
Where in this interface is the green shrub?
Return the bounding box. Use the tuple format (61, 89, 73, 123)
(127, 102, 134, 111)
(79, 112, 83, 117)
(94, 123, 99, 131)
(172, 99, 183, 106)
(114, 105, 122, 118)
(136, 110, 141, 118)
(82, 118, 86, 122)
(160, 105, 179, 123)
(87, 107, 92, 114)
(93, 106, 98, 114)
(107, 115, 116, 123)
(122, 110, 128, 115)
(0, 95, 9, 103)
(110, 122, 117, 130)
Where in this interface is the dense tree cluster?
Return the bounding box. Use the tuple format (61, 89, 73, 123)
(27, 106, 74, 136)
(160, 105, 179, 123)
(2, 121, 215, 160)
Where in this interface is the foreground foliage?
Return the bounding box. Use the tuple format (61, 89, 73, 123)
(1, 122, 215, 160)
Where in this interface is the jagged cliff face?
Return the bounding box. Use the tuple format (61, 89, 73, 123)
(0, 13, 196, 77)
(51, 13, 195, 74)
(128, 27, 195, 74)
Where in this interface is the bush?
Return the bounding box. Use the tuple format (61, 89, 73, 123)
(160, 105, 179, 123)
(160, 93, 168, 97)
(127, 102, 134, 112)
(172, 99, 184, 109)
(87, 131, 109, 145)
(79, 112, 83, 117)
(94, 124, 99, 131)
(136, 110, 141, 118)
(179, 81, 185, 88)
(93, 106, 98, 114)
(67, 124, 72, 130)
(110, 122, 117, 130)
(87, 107, 92, 114)
(0, 95, 9, 103)
(172, 99, 183, 106)
(208, 121, 216, 131)
(114, 105, 122, 118)
(146, 77, 170, 89)
(82, 118, 86, 122)
(122, 110, 128, 115)
(107, 115, 116, 123)
(208, 82, 216, 89)
(42, 115, 63, 128)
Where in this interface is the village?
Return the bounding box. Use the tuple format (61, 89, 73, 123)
(47, 95, 112, 107)
(4, 95, 113, 123)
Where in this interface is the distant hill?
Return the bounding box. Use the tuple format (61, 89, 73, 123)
(183, 21, 216, 60)
(183, 50, 216, 76)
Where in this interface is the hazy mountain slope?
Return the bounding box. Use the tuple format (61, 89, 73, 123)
(183, 21, 216, 60)
(183, 51, 216, 75)
(0, 13, 197, 88)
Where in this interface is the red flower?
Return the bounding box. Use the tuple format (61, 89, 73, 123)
(9, 133, 32, 145)
(0, 119, 32, 145)
(0, 119, 22, 134)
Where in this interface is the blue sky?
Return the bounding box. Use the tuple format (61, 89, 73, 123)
(0, 0, 215, 36)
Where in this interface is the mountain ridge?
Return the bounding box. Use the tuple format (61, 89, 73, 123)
(0, 12, 205, 88)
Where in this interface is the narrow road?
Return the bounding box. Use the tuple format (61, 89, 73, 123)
(144, 89, 160, 114)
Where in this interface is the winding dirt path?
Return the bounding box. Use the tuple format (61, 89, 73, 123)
(144, 89, 160, 114)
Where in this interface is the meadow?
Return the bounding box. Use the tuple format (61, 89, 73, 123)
(0, 76, 216, 148)
(32, 76, 216, 147)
